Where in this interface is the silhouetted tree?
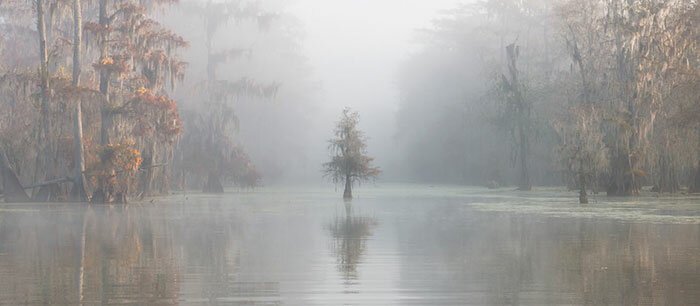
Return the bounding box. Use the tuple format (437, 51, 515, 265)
(170, 0, 278, 193)
(498, 44, 533, 191)
(323, 108, 380, 199)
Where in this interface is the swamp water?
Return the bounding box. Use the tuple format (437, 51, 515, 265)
(0, 185, 698, 305)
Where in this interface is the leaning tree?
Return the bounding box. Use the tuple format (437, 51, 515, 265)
(323, 108, 380, 199)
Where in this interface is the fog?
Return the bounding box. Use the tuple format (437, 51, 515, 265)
(124, 0, 700, 190)
(1, 0, 699, 303)
(288, 0, 462, 181)
(2, 0, 699, 194)
(163, 0, 464, 184)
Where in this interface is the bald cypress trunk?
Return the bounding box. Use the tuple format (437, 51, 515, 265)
(98, 0, 111, 146)
(38, 0, 50, 148)
(343, 175, 352, 199)
(203, 172, 224, 193)
(503, 44, 532, 191)
(517, 122, 531, 191)
(607, 136, 640, 196)
(72, 0, 82, 85)
(71, 0, 88, 202)
(689, 134, 700, 194)
(656, 148, 679, 193)
(0, 150, 30, 202)
(690, 159, 700, 194)
(578, 160, 588, 204)
(140, 141, 157, 197)
(36, 0, 57, 201)
(71, 103, 88, 201)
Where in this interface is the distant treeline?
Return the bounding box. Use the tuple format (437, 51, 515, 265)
(396, 0, 699, 197)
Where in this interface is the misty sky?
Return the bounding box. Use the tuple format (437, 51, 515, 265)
(289, 0, 462, 174)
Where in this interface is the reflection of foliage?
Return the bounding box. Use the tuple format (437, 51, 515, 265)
(327, 209, 377, 280)
(413, 205, 700, 305)
(81, 207, 181, 303)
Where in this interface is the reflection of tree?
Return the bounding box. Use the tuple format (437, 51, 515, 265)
(0, 205, 178, 304)
(80, 206, 181, 305)
(0, 207, 84, 304)
(174, 201, 241, 302)
(398, 205, 700, 305)
(0, 200, 253, 304)
(327, 202, 377, 280)
(555, 221, 700, 306)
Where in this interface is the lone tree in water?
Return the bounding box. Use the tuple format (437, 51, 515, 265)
(324, 108, 381, 199)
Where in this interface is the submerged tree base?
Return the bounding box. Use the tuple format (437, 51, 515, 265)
(203, 173, 224, 193)
(32, 183, 62, 202)
(690, 165, 700, 194)
(579, 189, 588, 204)
(343, 179, 352, 199)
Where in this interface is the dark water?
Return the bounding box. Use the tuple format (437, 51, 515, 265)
(0, 187, 699, 305)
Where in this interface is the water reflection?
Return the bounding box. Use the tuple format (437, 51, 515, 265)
(326, 202, 377, 281)
(173, 201, 244, 303)
(397, 203, 700, 305)
(80, 206, 180, 305)
(0, 202, 251, 305)
(0, 205, 84, 304)
(0, 194, 697, 305)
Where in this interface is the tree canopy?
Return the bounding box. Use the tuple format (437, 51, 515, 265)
(324, 108, 381, 198)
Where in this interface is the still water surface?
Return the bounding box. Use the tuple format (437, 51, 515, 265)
(0, 185, 699, 305)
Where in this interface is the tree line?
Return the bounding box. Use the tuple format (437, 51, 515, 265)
(397, 0, 699, 202)
(0, 0, 290, 203)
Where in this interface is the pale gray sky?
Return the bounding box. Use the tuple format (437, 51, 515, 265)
(289, 0, 462, 174)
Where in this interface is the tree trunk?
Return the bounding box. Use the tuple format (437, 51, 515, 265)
(343, 174, 352, 199)
(70, 0, 88, 202)
(139, 141, 157, 197)
(71, 103, 88, 201)
(578, 166, 588, 204)
(37, 0, 51, 171)
(517, 123, 532, 191)
(690, 159, 700, 194)
(656, 149, 679, 193)
(37, 0, 50, 149)
(72, 0, 82, 86)
(98, 0, 111, 146)
(0, 150, 30, 202)
(46, 1, 55, 54)
(91, 169, 115, 204)
(100, 110, 112, 145)
(607, 10, 640, 198)
(504, 44, 532, 191)
(33, 183, 60, 202)
(203, 172, 224, 193)
(607, 149, 638, 196)
(36, 0, 59, 201)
